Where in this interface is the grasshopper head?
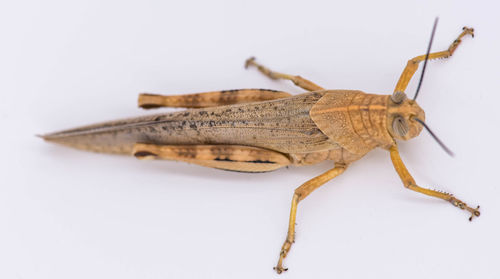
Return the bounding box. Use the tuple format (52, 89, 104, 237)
(387, 91, 425, 141)
(384, 18, 454, 157)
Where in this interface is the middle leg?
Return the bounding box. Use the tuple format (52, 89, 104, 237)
(245, 57, 324, 92)
(275, 163, 347, 274)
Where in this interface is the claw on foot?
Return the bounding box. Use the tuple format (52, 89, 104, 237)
(449, 197, 480, 221)
(468, 205, 480, 221)
(244, 56, 256, 69)
(274, 240, 292, 274)
(462, 26, 475, 38)
(273, 265, 288, 274)
(274, 251, 288, 274)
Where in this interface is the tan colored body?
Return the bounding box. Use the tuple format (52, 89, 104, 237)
(44, 90, 390, 168)
(42, 26, 480, 274)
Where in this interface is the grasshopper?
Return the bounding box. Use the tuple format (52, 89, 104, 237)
(41, 20, 479, 273)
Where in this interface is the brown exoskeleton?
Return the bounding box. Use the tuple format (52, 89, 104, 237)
(41, 20, 479, 273)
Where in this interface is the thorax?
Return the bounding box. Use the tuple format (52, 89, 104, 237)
(310, 90, 395, 155)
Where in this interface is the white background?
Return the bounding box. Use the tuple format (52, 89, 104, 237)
(1, 0, 499, 278)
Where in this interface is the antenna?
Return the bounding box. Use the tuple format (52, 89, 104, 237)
(414, 17, 439, 101)
(413, 117, 454, 157)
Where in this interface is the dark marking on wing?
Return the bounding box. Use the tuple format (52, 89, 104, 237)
(134, 151, 157, 158)
(247, 160, 275, 164)
(214, 157, 236, 162)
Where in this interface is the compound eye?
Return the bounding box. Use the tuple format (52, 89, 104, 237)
(391, 91, 407, 104)
(392, 116, 409, 137)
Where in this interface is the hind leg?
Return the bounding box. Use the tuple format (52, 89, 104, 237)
(274, 163, 348, 273)
(138, 89, 291, 109)
(133, 143, 291, 172)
